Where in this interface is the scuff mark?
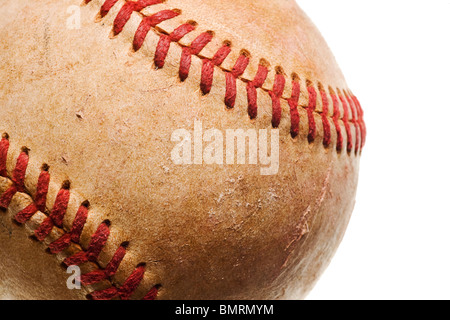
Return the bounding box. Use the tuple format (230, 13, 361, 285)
(282, 163, 333, 268)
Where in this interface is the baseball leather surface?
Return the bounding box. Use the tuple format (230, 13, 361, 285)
(0, 0, 365, 300)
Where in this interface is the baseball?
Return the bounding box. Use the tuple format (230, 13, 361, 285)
(0, 0, 365, 300)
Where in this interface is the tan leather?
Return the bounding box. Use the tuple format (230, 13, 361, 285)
(0, 0, 362, 299)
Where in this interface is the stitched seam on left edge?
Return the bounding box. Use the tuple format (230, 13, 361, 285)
(0, 133, 161, 300)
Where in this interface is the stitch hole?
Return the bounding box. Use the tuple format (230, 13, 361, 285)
(2, 132, 9, 140)
(94, 13, 102, 23)
(103, 219, 111, 227)
(28, 234, 40, 243)
(319, 82, 332, 149)
(259, 58, 270, 68)
(328, 86, 344, 154)
(317, 82, 324, 92)
(291, 73, 300, 81)
(239, 49, 251, 58)
(21, 146, 30, 155)
(223, 40, 232, 47)
(60, 260, 69, 269)
(142, 283, 163, 300)
(205, 30, 215, 37)
(317, 81, 325, 111)
(172, 8, 182, 15)
(61, 180, 71, 190)
(186, 20, 198, 27)
(328, 86, 335, 95)
(41, 163, 50, 172)
(11, 217, 22, 226)
(152, 283, 162, 294)
(121, 241, 130, 248)
(275, 66, 285, 75)
(81, 200, 90, 208)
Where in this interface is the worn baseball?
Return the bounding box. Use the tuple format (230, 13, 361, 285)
(0, 0, 365, 300)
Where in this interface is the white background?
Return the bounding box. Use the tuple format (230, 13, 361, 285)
(296, 0, 450, 300)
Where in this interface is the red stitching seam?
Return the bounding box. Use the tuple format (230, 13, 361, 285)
(0, 133, 160, 300)
(86, 0, 366, 154)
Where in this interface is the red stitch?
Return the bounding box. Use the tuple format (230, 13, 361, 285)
(211, 43, 232, 66)
(0, 133, 9, 177)
(307, 86, 318, 143)
(0, 148, 29, 209)
(339, 92, 353, 153)
(116, 263, 146, 300)
(80, 270, 107, 286)
(86, 221, 110, 260)
(62, 251, 87, 267)
(100, 242, 128, 277)
(345, 91, 360, 153)
(247, 63, 269, 119)
(224, 74, 237, 109)
(133, 10, 180, 52)
(89, 263, 146, 300)
(15, 203, 38, 224)
(142, 285, 160, 300)
(48, 201, 90, 254)
(319, 89, 332, 148)
(70, 201, 90, 243)
(81, 242, 128, 285)
(231, 53, 251, 78)
(49, 181, 70, 227)
(12, 148, 29, 192)
(15, 164, 50, 224)
(99, 0, 120, 18)
(225, 53, 250, 109)
(201, 43, 232, 95)
(288, 77, 301, 138)
(48, 233, 72, 253)
(179, 32, 214, 82)
(34, 181, 71, 241)
(0, 186, 17, 209)
(34, 217, 54, 241)
(63, 220, 111, 266)
(352, 95, 366, 148)
(35, 164, 50, 212)
(154, 22, 196, 69)
(63, 250, 89, 267)
(330, 91, 344, 152)
(113, 0, 163, 36)
(89, 287, 117, 300)
(269, 71, 286, 128)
